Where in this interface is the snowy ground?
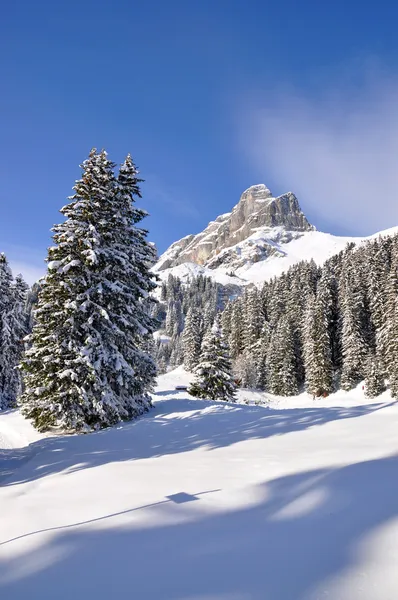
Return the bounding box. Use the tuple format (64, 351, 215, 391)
(1, 368, 398, 599)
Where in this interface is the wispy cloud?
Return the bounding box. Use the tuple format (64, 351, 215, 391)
(238, 69, 398, 235)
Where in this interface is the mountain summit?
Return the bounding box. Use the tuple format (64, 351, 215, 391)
(155, 185, 314, 274)
(236, 184, 313, 232)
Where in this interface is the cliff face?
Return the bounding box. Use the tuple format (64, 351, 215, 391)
(155, 184, 314, 272)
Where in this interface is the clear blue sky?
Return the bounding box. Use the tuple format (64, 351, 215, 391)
(2, 0, 398, 281)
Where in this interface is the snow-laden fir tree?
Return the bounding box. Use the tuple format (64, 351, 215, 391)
(203, 304, 217, 334)
(20, 149, 157, 432)
(0, 256, 29, 409)
(165, 298, 183, 336)
(182, 306, 202, 371)
(266, 315, 298, 396)
(303, 295, 317, 394)
(243, 286, 263, 352)
(320, 259, 341, 371)
(170, 332, 184, 367)
(189, 320, 236, 401)
(229, 299, 244, 359)
(7, 274, 30, 404)
(253, 321, 270, 390)
(385, 292, 398, 397)
(367, 238, 390, 375)
(0, 254, 14, 408)
(303, 282, 333, 396)
(340, 256, 367, 391)
(220, 300, 234, 339)
(364, 351, 386, 398)
(381, 242, 398, 396)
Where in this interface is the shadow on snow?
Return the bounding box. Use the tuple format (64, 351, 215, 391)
(1, 455, 398, 599)
(0, 394, 394, 487)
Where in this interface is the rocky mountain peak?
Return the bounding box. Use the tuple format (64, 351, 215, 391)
(155, 185, 314, 272)
(240, 183, 273, 201)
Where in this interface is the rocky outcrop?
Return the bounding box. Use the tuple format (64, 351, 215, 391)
(155, 184, 314, 272)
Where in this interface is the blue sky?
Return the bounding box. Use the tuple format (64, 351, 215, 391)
(2, 0, 398, 283)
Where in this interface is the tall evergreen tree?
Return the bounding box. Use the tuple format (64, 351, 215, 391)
(267, 316, 298, 396)
(254, 321, 270, 390)
(0, 257, 29, 408)
(220, 300, 234, 339)
(303, 279, 333, 396)
(20, 149, 157, 431)
(182, 306, 202, 371)
(243, 286, 263, 352)
(385, 296, 398, 398)
(368, 238, 390, 375)
(189, 322, 236, 401)
(0, 254, 14, 408)
(382, 243, 398, 395)
(364, 351, 386, 398)
(229, 299, 244, 359)
(340, 256, 367, 390)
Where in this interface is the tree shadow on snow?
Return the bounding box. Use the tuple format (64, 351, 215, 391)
(0, 395, 395, 487)
(1, 454, 398, 599)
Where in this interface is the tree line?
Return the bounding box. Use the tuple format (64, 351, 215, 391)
(158, 233, 398, 399)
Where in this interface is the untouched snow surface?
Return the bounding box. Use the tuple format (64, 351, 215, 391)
(1, 368, 398, 599)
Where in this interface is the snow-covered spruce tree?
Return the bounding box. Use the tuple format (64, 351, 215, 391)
(182, 306, 202, 371)
(254, 321, 270, 390)
(229, 299, 244, 359)
(165, 298, 183, 337)
(0, 254, 14, 409)
(243, 286, 263, 352)
(20, 149, 157, 432)
(13, 274, 30, 329)
(266, 315, 298, 396)
(189, 321, 236, 401)
(6, 274, 30, 404)
(303, 295, 317, 394)
(385, 294, 398, 398)
(364, 352, 386, 398)
(320, 259, 341, 372)
(170, 332, 184, 367)
(368, 238, 390, 376)
(303, 283, 333, 396)
(0, 257, 29, 409)
(381, 242, 398, 396)
(340, 255, 367, 391)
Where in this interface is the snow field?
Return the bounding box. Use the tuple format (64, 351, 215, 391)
(1, 368, 398, 599)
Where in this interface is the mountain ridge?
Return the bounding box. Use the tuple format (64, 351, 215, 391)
(153, 184, 398, 287)
(155, 184, 313, 273)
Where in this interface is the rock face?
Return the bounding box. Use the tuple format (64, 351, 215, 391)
(155, 184, 314, 272)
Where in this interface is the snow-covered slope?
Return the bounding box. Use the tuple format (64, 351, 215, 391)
(155, 228, 363, 287)
(1, 371, 398, 599)
(154, 184, 398, 287)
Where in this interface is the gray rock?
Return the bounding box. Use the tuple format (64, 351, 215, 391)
(155, 184, 314, 271)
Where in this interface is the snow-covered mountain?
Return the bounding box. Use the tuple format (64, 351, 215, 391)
(154, 184, 396, 286)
